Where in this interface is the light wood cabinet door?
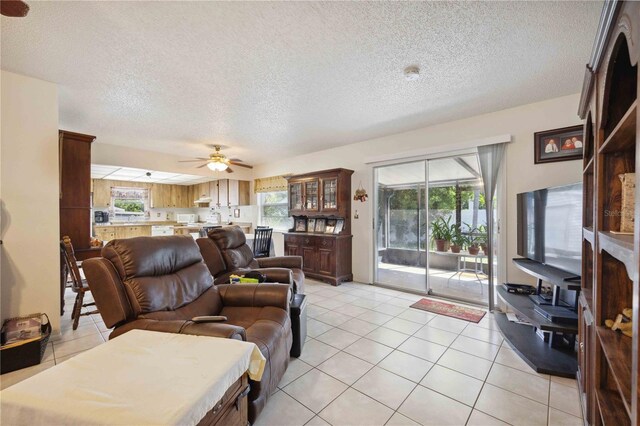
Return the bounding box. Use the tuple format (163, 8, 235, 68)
(94, 227, 116, 241)
(172, 185, 190, 208)
(227, 180, 239, 206)
(92, 179, 112, 207)
(151, 184, 169, 208)
(210, 181, 219, 206)
(194, 183, 209, 202)
(218, 179, 229, 207)
(238, 180, 250, 206)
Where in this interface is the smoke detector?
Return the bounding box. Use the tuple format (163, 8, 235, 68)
(403, 66, 420, 81)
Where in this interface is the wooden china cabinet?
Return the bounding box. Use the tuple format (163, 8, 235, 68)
(284, 168, 353, 285)
(576, 1, 640, 424)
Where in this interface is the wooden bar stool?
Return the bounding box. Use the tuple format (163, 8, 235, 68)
(60, 236, 99, 330)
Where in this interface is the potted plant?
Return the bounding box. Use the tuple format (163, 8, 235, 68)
(431, 216, 452, 252)
(467, 235, 481, 255)
(477, 224, 488, 254)
(450, 225, 465, 254)
(464, 223, 481, 255)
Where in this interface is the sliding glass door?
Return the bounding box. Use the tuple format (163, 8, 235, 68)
(374, 160, 427, 292)
(374, 153, 489, 306)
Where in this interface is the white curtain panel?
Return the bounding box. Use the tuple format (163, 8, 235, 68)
(477, 143, 506, 311)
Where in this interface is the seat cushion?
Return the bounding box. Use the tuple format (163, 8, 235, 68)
(221, 305, 292, 423)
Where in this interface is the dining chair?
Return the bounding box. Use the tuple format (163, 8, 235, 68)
(60, 236, 99, 330)
(253, 227, 273, 258)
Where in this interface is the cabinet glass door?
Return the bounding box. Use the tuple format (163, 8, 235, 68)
(289, 182, 303, 210)
(322, 178, 338, 210)
(305, 180, 319, 210)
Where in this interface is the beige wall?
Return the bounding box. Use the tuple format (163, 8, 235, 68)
(254, 93, 583, 285)
(1, 71, 61, 331)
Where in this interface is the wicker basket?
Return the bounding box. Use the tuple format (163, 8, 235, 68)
(0, 314, 52, 374)
(620, 173, 636, 233)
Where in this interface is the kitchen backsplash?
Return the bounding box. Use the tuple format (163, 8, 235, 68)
(94, 205, 258, 224)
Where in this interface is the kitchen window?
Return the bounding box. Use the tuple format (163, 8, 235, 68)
(110, 187, 150, 221)
(258, 191, 292, 231)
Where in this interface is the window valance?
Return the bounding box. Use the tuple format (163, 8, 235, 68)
(254, 175, 289, 193)
(111, 187, 149, 200)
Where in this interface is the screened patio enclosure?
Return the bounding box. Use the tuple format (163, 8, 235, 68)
(374, 154, 489, 305)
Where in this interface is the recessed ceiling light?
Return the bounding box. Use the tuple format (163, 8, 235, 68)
(404, 66, 420, 81)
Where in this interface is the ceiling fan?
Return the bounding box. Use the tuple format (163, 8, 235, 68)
(1, 0, 29, 17)
(179, 145, 253, 173)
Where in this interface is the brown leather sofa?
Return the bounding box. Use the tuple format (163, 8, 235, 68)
(82, 235, 292, 423)
(196, 225, 305, 294)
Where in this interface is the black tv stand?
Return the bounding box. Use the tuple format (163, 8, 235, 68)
(495, 258, 580, 377)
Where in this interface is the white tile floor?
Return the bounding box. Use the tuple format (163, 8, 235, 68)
(258, 279, 584, 426)
(1, 279, 583, 426)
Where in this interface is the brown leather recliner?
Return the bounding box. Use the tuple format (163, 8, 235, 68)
(82, 235, 292, 424)
(196, 225, 305, 294)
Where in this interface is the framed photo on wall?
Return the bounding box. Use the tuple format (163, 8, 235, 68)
(534, 125, 583, 164)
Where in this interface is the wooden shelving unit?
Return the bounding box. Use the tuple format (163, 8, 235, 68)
(596, 388, 631, 426)
(583, 227, 595, 246)
(577, 2, 639, 424)
(596, 326, 633, 414)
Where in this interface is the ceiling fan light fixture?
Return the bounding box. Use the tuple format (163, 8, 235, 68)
(207, 161, 228, 172)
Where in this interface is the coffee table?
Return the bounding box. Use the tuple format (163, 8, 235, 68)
(1, 330, 266, 425)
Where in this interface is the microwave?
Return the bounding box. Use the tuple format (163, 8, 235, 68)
(176, 214, 196, 224)
(94, 211, 109, 223)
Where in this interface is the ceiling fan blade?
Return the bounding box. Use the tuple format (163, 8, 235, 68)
(228, 158, 242, 162)
(1, 0, 29, 17)
(228, 161, 253, 169)
(179, 158, 209, 162)
(225, 167, 234, 173)
(196, 163, 208, 169)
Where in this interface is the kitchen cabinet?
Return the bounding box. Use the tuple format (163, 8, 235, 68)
(94, 227, 116, 241)
(94, 180, 191, 209)
(171, 185, 190, 208)
(94, 224, 151, 240)
(192, 182, 211, 206)
(151, 184, 171, 208)
(216, 179, 251, 207)
(92, 179, 112, 207)
(151, 183, 190, 208)
(192, 179, 250, 207)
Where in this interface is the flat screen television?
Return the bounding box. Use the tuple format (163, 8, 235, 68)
(516, 183, 583, 276)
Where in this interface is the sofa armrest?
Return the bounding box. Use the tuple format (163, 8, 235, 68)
(218, 283, 290, 311)
(256, 256, 303, 270)
(109, 318, 246, 341)
(83, 258, 134, 329)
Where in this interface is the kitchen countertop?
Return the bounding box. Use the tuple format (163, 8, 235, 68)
(94, 221, 179, 227)
(96, 221, 253, 229)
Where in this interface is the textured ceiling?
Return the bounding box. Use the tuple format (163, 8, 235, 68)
(1, 1, 602, 165)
